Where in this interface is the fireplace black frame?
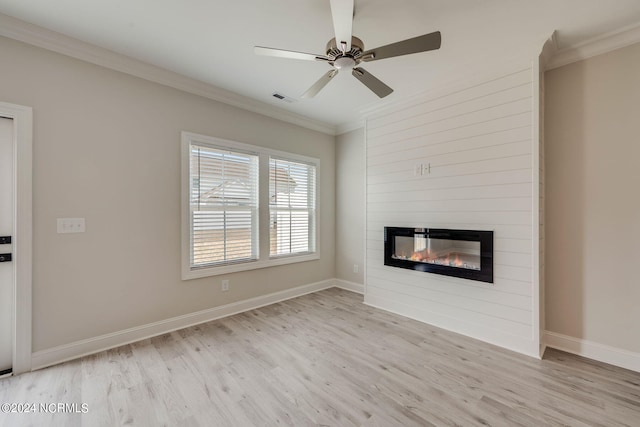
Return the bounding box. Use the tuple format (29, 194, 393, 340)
(384, 227, 494, 283)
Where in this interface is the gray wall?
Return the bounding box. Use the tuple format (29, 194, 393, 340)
(335, 128, 365, 284)
(545, 42, 640, 353)
(0, 36, 335, 352)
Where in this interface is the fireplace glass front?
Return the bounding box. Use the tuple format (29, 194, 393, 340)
(384, 228, 493, 283)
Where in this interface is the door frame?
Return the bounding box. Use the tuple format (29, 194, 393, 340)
(0, 102, 32, 375)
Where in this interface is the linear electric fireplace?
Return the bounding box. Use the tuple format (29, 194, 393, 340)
(384, 227, 493, 283)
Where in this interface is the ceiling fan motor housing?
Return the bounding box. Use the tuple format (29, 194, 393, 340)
(326, 36, 364, 60)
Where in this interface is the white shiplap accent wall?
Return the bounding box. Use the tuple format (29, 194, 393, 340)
(364, 66, 540, 357)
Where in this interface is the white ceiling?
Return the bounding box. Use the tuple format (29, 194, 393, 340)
(1, 0, 640, 129)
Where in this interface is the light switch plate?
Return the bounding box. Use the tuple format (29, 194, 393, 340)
(57, 218, 86, 233)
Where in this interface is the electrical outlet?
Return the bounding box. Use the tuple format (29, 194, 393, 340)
(221, 279, 229, 292)
(414, 163, 431, 176)
(353, 264, 359, 274)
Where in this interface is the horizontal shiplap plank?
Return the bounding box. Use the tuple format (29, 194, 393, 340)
(365, 293, 535, 354)
(367, 264, 533, 302)
(368, 100, 532, 147)
(368, 83, 533, 140)
(367, 197, 532, 214)
(367, 211, 532, 226)
(367, 182, 533, 203)
(367, 121, 533, 160)
(368, 68, 533, 131)
(365, 284, 532, 337)
(494, 265, 533, 283)
(365, 275, 531, 325)
(368, 169, 532, 194)
(495, 238, 533, 254)
(368, 126, 532, 166)
(368, 155, 532, 185)
(368, 140, 532, 177)
(493, 251, 533, 268)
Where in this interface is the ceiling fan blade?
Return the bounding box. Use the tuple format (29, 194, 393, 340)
(352, 67, 393, 98)
(254, 46, 330, 62)
(302, 69, 339, 98)
(361, 31, 441, 62)
(329, 0, 354, 52)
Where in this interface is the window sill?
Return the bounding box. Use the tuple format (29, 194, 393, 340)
(182, 252, 320, 280)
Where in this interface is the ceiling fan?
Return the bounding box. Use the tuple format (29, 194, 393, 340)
(254, 0, 441, 99)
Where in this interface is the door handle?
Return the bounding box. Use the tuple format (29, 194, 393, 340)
(0, 253, 11, 262)
(0, 236, 10, 245)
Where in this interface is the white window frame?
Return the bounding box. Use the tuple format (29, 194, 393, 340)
(269, 156, 317, 259)
(181, 131, 320, 280)
(188, 142, 259, 268)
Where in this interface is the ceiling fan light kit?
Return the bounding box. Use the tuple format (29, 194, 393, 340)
(254, 0, 441, 99)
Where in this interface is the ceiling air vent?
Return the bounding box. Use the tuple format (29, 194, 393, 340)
(272, 92, 296, 103)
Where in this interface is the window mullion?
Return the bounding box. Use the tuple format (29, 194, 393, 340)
(258, 153, 270, 262)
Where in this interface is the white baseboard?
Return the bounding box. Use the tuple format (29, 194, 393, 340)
(31, 279, 336, 370)
(544, 331, 640, 373)
(540, 342, 547, 359)
(334, 279, 364, 294)
(47, 281, 629, 375)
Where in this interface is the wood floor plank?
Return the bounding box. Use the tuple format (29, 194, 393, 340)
(1, 288, 639, 426)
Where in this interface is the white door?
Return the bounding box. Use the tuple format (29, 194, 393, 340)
(0, 117, 13, 374)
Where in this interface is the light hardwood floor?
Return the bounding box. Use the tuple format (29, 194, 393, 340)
(1, 288, 639, 426)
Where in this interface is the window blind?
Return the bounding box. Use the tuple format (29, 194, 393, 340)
(269, 157, 316, 257)
(190, 143, 258, 267)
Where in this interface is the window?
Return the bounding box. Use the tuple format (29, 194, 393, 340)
(189, 143, 258, 268)
(269, 157, 316, 257)
(182, 132, 319, 279)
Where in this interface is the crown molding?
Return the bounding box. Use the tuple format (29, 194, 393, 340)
(538, 31, 559, 70)
(335, 120, 365, 135)
(547, 22, 640, 70)
(0, 13, 337, 136)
